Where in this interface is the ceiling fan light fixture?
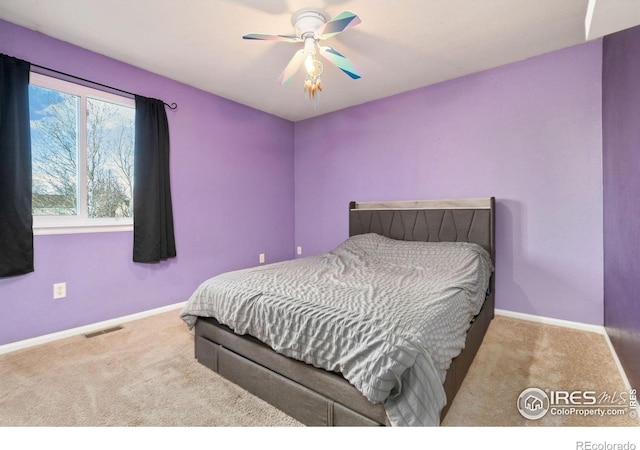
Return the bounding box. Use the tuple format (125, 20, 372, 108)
(304, 56, 323, 78)
(303, 38, 323, 77)
(243, 9, 361, 106)
(302, 35, 323, 106)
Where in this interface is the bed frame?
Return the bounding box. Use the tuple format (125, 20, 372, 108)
(193, 197, 496, 426)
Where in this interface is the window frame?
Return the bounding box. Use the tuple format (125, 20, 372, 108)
(29, 72, 135, 235)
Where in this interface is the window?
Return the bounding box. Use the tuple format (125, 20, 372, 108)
(29, 72, 135, 234)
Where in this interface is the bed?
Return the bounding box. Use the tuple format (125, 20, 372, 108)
(181, 197, 495, 426)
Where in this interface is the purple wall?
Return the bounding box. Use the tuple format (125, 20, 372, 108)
(294, 41, 604, 325)
(0, 20, 295, 345)
(602, 26, 640, 390)
(0, 18, 612, 348)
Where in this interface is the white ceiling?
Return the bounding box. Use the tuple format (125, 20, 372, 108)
(1, 0, 639, 122)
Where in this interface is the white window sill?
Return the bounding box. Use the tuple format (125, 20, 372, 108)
(33, 219, 133, 235)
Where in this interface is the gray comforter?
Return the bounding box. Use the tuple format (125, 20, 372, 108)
(181, 233, 493, 426)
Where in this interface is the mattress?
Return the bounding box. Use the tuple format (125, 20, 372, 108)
(181, 232, 493, 425)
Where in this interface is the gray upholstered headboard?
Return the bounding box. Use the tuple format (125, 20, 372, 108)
(348, 197, 495, 264)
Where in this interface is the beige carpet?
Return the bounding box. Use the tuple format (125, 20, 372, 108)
(442, 315, 639, 427)
(0, 310, 300, 426)
(0, 310, 637, 427)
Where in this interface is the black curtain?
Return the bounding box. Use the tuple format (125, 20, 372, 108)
(133, 95, 176, 263)
(0, 54, 33, 278)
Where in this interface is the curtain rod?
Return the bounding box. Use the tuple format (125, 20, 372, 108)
(30, 62, 178, 110)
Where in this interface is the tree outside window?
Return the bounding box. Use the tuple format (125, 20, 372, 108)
(29, 73, 135, 231)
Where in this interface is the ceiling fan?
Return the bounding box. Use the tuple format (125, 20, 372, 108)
(243, 9, 362, 103)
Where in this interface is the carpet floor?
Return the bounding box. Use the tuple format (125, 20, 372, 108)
(0, 309, 637, 427)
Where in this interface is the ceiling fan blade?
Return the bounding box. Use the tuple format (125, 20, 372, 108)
(277, 49, 305, 85)
(243, 33, 300, 42)
(316, 11, 361, 40)
(319, 46, 361, 80)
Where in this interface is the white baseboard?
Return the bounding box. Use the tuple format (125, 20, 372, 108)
(496, 308, 637, 413)
(601, 331, 640, 418)
(601, 331, 635, 391)
(495, 308, 605, 334)
(0, 301, 186, 356)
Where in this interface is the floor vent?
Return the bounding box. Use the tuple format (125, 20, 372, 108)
(84, 326, 123, 339)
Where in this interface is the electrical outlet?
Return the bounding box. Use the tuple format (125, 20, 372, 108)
(259, 253, 265, 264)
(53, 282, 66, 299)
(297, 246, 302, 255)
